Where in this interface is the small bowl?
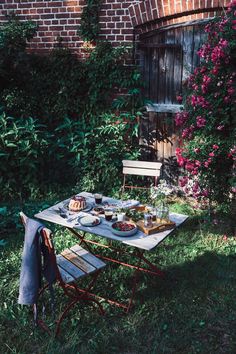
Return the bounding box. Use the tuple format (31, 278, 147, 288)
(111, 221, 138, 237)
(93, 206, 105, 215)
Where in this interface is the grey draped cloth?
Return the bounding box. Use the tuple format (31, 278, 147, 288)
(18, 216, 56, 305)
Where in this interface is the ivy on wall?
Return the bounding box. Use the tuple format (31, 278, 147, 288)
(78, 0, 102, 42)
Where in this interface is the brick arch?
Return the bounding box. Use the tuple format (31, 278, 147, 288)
(128, 0, 228, 28)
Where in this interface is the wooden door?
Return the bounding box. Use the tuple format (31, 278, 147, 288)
(138, 22, 208, 161)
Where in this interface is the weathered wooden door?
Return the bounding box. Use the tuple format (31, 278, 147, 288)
(138, 22, 208, 162)
(143, 44, 183, 103)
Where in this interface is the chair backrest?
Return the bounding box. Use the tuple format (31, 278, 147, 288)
(122, 160, 162, 177)
(122, 160, 162, 191)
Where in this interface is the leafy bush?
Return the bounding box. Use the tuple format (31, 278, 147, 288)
(175, 2, 236, 207)
(78, 111, 140, 193)
(0, 114, 47, 199)
(0, 15, 37, 97)
(0, 16, 145, 200)
(79, 0, 101, 42)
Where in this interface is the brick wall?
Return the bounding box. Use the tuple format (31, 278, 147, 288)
(0, 0, 228, 55)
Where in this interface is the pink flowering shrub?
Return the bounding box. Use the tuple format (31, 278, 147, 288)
(175, 1, 236, 205)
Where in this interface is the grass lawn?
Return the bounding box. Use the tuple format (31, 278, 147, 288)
(0, 195, 236, 354)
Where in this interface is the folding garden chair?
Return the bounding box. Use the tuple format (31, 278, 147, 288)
(19, 212, 106, 336)
(122, 160, 162, 193)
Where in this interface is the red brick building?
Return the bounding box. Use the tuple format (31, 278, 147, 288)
(0, 1, 227, 55)
(0, 0, 228, 160)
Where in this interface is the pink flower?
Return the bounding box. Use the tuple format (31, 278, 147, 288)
(176, 95, 183, 103)
(209, 152, 215, 157)
(202, 189, 209, 197)
(211, 66, 219, 75)
(185, 161, 195, 172)
(213, 145, 219, 150)
(176, 147, 183, 156)
(194, 148, 201, 153)
(175, 111, 189, 127)
(217, 125, 225, 131)
(182, 125, 195, 139)
(195, 160, 201, 167)
(192, 182, 199, 193)
(192, 168, 199, 175)
(179, 176, 188, 187)
(204, 159, 212, 167)
(196, 116, 206, 128)
(178, 156, 185, 167)
(224, 96, 231, 103)
(228, 87, 235, 95)
(191, 95, 209, 108)
(203, 75, 211, 84)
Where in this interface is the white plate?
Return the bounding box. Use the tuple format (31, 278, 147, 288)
(111, 221, 138, 237)
(79, 215, 100, 227)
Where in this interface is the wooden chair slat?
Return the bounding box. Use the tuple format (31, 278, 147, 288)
(123, 167, 161, 177)
(122, 159, 162, 192)
(56, 255, 85, 279)
(57, 265, 75, 283)
(61, 248, 96, 274)
(70, 244, 106, 270)
(122, 160, 162, 169)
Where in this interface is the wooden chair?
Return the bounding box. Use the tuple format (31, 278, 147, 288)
(19, 212, 106, 336)
(122, 160, 162, 193)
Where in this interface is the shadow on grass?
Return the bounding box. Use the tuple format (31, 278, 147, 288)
(125, 251, 236, 353)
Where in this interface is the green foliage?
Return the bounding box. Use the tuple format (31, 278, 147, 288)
(0, 15, 37, 93)
(1, 47, 86, 123)
(79, 0, 101, 42)
(78, 111, 140, 193)
(0, 17, 145, 200)
(0, 25, 138, 124)
(83, 42, 137, 118)
(0, 114, 48, 199)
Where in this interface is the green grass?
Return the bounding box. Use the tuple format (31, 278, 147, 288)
(0, 196, 236, 354)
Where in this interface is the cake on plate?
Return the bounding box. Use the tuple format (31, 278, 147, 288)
(68, 195, 86, 211)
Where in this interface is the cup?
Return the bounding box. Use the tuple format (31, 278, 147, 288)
(117, 212, 125, 222)
(104, 208, 113, 221)
(144, 213, 153, 228)
(94, 193, 103, 204)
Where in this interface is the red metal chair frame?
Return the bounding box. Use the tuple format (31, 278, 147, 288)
(20, 214, 105, 337)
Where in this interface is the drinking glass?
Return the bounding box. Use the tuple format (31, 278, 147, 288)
(94, 193, 103, 204)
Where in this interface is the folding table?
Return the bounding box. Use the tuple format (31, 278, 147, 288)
(35, 192, 188, 312)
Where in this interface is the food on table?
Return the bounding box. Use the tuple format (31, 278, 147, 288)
(68, 195, 87, 211)
(93, 207, 104, 214)
(125, 208, 144, 222)
(111, 221, 138, 236)
(112, 221, 136, 232)
(80, 215, 100, 226)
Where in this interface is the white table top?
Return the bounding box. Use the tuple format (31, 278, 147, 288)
(34, 192, 188, 251)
